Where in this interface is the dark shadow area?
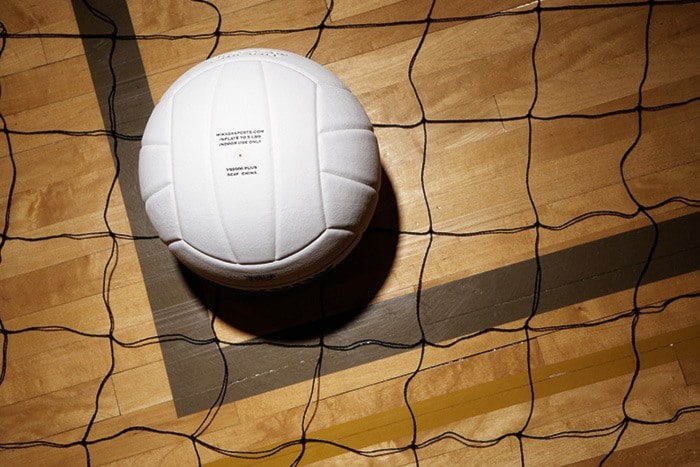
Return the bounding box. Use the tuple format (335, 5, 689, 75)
(181, 166, 400, 341)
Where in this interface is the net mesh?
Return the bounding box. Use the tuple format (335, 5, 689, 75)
(1, 0, 699, 465)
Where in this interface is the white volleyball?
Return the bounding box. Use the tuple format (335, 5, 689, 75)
(139, 49, 380, 291)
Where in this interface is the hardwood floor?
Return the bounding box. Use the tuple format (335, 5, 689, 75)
(1, 0, 698, 465)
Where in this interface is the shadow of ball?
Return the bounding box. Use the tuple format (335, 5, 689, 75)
(182, 166, 399, 341)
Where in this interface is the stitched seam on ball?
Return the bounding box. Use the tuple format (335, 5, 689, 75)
(317, 87, 373, 133)
(321, 169, 378, 190)
(317, 128, 379, 187)
(177, 238, 241, 264)
(167, 97, 183, 242)
(208, 63, 239, 263)
(314, 82, 327, 233)
(228, 57, 347, 91)
(141, 144, 173, 199)
(164, 60, 223, 101)
(325, 226, 365, 260)
(165, 56, 349, 108)
(166, 57, 356, 268)
(318, 126, 375, 136)
(260, 61, 278, 262)
(146, 184, 177, 241)
(179, 230, 329, 266)
(287, 228, 360, 288)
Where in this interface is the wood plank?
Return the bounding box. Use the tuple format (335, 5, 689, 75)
(0, 444, 88, 467)
(1, 0, 77, 33)
(126, 0, 222, 36)
(2, 93, 105, 154)
(39, 15, 85, 65)
(530, 271, 700, 329)
(111, 322, 163, 375)
(0, 213, 131, 280)
(424, 229, 536, 287)
(374, 127, 430, 233)
(86, 429, 196, 466)
(313, 23, 427, 70)
(431, 0, 529, 19)
(537, 202, 696, 258)
(4, 280, 152, 356)
(412, 14, 538, 121)
(112, 360, 172, 415)
(0, 0, 82, 71)
(0, 55, 94, 115)
(217, 0, 328, 32)
(535, 7, 648, 117)
(579, 428, 700, 466)
(0, 32, 47, 77)
(424, 123, 534, 233)
(676, 337, 700, 386)
(0, 332, 113, 405)
(1, 1, 698, 465)
(625, 103, 700, 207)
(0, 242, 109, 320)
(406, 436, 522, 467)
(0, 239, 142, 320)
(0, 377, 119, 442)
(626, 362, 697, 421)
(204, 324, 699, 465)
(568, 416, 700, 466)
(0, 136, 114, 199)
(644, 3, 700, 106)
(0, 167, 117, 236)
(101, 438, 200, 467)
(329, 0, 432, 24)
(324, 32, 426, 125)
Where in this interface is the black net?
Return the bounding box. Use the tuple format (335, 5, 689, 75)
(1, 0, 699, 465)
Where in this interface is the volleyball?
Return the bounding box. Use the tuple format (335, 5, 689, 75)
(138, 49, 380, 291)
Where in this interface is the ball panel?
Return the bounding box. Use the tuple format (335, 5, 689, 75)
(159, 57, 226, 104)
(138, 144, 173, 201)
(317, 85, 372, 133)
(319, 129, 380, 189)
(170, 227, 356, 290)
(299, 227, 357, 279)
(212, 60, 276, 264)
(268, 51, 346, 89)
(141, 98, 172, 146)
(172, 67, 237, 263)
(262, 61, 327, 261)
(209, 49, 347, 89)
(144, 186, 181, 244)
(140, 48, 382, 290)
(321, 173, 378, 231)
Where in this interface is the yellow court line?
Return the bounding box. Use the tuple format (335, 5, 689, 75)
(205, 325, 699, 466)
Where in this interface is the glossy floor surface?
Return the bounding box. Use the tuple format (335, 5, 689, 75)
(1, 0, 699, 465)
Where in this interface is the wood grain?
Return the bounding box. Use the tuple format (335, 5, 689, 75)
(0, 0, 698, 465)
